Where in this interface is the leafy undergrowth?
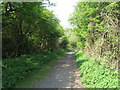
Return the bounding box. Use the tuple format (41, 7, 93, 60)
(74, 50, 118, 88)
(2, 49, 65, 88)
(15, 56, 60, 88)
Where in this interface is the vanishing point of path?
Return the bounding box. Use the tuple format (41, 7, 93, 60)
(36, 51, 83, 88)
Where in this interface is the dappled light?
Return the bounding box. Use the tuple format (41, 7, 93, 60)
(2, 0, 119, 89)
(35, 51, 83, 88)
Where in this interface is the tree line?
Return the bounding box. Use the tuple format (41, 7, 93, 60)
(2, 1, 68, 59)
(68, 1, 120, 69)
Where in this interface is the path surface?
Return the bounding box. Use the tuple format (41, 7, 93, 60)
(36, 51, 83, 88)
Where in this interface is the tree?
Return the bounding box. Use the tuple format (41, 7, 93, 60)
(69, 1, 120, 68)
(2, 2, 65, 58)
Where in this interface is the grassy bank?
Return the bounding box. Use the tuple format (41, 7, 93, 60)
(2, 49, 65, 88)
(74, 50, 118, 88)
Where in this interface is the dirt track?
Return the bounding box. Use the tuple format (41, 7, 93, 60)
(36, 51, 83, 88)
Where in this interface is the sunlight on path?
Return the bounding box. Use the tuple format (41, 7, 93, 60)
(35, 51, 83, 88)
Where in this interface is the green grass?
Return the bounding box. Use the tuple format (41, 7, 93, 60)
(15, 57, 60, 88)
(74, 50, 118, 88)
(2, 49, 65, 88)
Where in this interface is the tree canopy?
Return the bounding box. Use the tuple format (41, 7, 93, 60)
(68, 1, 120, 68)
(2, 2, 67, 58)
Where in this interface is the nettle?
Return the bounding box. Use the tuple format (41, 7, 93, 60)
(75, 50, 118, 88)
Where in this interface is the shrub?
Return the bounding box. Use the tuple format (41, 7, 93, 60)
(2, 49, 65, 88)
(75, 50, 118, 88)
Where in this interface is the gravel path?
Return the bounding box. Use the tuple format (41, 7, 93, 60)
(35, 51, 83, 88)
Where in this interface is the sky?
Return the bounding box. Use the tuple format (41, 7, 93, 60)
(47, 0, 79, 28)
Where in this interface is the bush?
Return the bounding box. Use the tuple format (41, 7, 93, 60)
(2, 49, 65, 88)
(59, 37, 69, 49)
(74, 50, 118, 88)
(52, 49, 65, 55)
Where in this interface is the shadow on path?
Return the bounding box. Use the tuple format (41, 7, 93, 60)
(35, 51, 83, 88)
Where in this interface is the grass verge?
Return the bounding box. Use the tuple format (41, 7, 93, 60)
(74, 50, 118, 88)
(15, 57, 60, 88)
(2, 49, 65, 88)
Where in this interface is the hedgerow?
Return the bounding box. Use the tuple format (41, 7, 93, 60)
(74, 50, 118, 88)
(2, 49, 65, 88)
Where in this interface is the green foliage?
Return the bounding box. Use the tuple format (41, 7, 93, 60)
(2, 2, 65, 58)
(74, 50, 118, 88)
(2, 2, 68, 88)
(69, 1, 119, 67)
(59, 36, 69, 49)
(2, 49, 65, 88)
(64, 28, 81, 49)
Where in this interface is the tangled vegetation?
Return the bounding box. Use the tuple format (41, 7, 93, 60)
(2, 0, 120, 89)
(68, 1, 119, 70)
(75, 50, 118, 88)
(3, 49, 65, 88)
(2, 1, 68, 89)
(67, 1, 119, 88)
(2, 2, 67, 59)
